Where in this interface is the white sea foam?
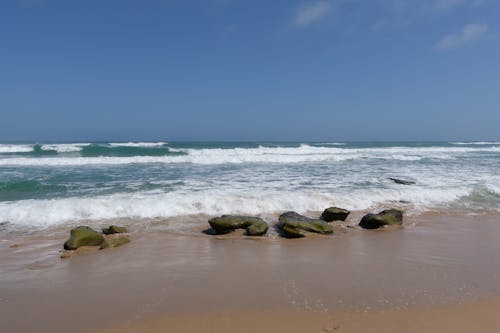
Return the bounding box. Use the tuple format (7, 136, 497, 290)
(0, 144, 33, 153)
(41, 143, 89, 153)
(1, 144, 497, 166)
(1, 185, 494, 228)
(450, 142, 500, 145)
(108, 142, 167, 147)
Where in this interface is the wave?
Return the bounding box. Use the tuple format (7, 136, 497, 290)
(1, 185, 497, 228)
(0, 142, 168, 155)
(450, 142, 500, 145)
(0, 144, 34, 153)
(41, 143, 89, 153)
(1, 144, 499, 166)
(108, 142, 167, 147)
(79, 144, 185, 157)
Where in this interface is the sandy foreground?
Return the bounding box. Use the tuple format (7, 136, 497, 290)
(1, 212, 500, 332)
(98, 297, 500, 333)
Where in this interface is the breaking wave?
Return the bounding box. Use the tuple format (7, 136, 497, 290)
(1, 144, 498, 166)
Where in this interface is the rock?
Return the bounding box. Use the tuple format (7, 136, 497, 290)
(208, 215, 269, 236)
(321, 207, 350, 222)
(100, 236, 131, 249)
(63, 226, 105, 250)
(102, 225, 128, 235)
(359, 209, 403, 229)
(278, 211, 333, 238)
(389, 177, 415, 185)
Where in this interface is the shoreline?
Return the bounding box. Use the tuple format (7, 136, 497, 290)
(1, 211, 500, 332)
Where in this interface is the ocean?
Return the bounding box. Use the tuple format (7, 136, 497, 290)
(0, 141, 499, 231)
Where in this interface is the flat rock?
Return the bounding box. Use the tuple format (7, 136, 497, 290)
(278, 211, 333, 238)
(208, 215, 269, 236)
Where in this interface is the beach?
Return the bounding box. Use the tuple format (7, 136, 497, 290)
(2, 212, 500, 332)
(3, 0, 499, 330)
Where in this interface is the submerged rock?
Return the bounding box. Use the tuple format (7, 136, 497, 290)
(389, 177, 416, 185)
(100, 236, 131, 249)
(208, 215, 269, 236)
(278, 211, 333, 238)
(63, 226, 105, 250)
(102, 225, 128, 235)
(359, 209, 403, 229)
(321, 207, 350, 222)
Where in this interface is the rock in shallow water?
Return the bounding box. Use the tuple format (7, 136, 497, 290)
(321, 207, 350, 222)
(278, 211, 333, 238)
(388, 177, 416, 185)
(102, 225, 128, 235)
(359, 209, 403, 229)
(63, 226, 105, 250)
(208, 215, 269, 236)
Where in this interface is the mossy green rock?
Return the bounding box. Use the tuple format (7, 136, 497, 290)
(208, 215, 269, 236)
(278, 211, 333, 238)
(63, 226, 105, 250)
(321, 207, 350, 222)
(100, 236, 131, 249)
(102, 225, 128, 235)
(359, 209, 403, 229)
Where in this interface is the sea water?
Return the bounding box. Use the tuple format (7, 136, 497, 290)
(0, 141, 499, 230)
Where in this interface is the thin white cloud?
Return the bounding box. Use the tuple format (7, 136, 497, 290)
(436, 23, 487, 49)
(292, 1, 331, 29)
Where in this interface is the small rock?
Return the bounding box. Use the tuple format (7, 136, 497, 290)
(321, 207, 350, 222)
(389, 177, 415, 185)
(63, 226, 106, 250)
(359, 209, 403, 229)
(102, 225, 128, 235)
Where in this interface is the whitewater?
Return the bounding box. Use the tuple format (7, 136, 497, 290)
(0, 141, 499, 229)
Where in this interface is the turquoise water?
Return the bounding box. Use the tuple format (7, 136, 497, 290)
(0, 141, 499, 229)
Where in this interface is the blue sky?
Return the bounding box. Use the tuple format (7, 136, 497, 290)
(1, 0, 499, 141)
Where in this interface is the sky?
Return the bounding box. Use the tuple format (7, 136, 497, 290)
(1, 0, 499, 141)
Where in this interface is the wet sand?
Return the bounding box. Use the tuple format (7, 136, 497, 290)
(1, 213, 500, 332)
(98, 297, 500, 333)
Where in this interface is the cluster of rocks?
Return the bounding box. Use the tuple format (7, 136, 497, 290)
(61, 225, 130, 258)
(208, 207, 403, 238)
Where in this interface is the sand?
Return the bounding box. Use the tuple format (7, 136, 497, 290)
(98, 297, 500, 333)
(1, 212, 500, 332)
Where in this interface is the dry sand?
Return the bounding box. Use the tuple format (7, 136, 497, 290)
(1, 212, 500, 332)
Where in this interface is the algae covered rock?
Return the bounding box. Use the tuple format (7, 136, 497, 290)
(208, 215, 269, 236)
(359, 209, 403, 229)
(278, 211, 333, 238)
(102, 225, 128, 235)
(63, 226, 105, 250)
(321, 207, 350, 222)
(100, 236, 131, 249)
